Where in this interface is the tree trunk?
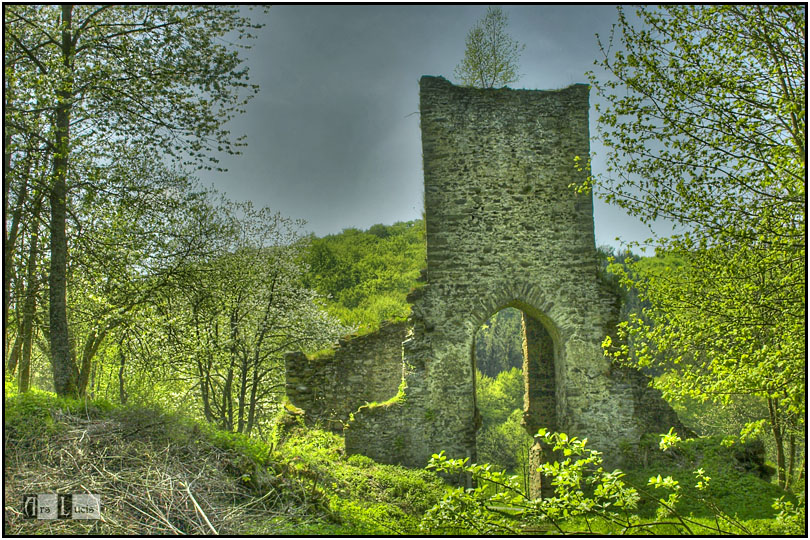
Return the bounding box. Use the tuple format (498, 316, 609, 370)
(222, 310, 238, 431)
(18, 218, 41, 393)
(246, 352, 261, 435)
(6, 333, 22, 376)
(4, 73, 16, 359)
(246, 292, 275, 435)
(191, 305, 214, 422)
(767, 397, 786, 489)
(785, 433, 796, 491)
(117, 337, 127, 404)
(4, 165, 30, 364)
(196, 354, 214, 422)
(77, 327, 107, 396)
(237, 352, 248, 433)
(88, 359, 97, 399)
(50, 4, 78, 398)
(6, 178, 41, 377)
(18, 326, 34, 393)
(222, 348, 235, 431)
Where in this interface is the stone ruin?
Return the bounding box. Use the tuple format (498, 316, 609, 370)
(286, 75, 688, 496)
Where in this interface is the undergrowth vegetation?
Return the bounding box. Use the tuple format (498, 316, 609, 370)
(422, 430, 804, 535)
(6, 385, 803, 536)
(3, 387, 445, 535)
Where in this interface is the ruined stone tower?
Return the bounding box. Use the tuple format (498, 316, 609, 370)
(288, 76, 686, 494)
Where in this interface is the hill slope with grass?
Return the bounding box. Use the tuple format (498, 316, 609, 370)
(4, 387, 802, 535)
(3, 388, 446, 535)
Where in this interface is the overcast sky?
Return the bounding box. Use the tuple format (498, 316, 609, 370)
(197, 4, 661, 248)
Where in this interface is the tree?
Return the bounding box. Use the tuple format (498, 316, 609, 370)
(158, 200, 348, 434)
(4, 5, 265, 397)
(585, 5, 805, 490)
(454, 6, 524, 89)
(475, 308, 524, 378)
(65, 148, 221, 397)
(476, 367, 533, 485)
(301, 221, 426, 331)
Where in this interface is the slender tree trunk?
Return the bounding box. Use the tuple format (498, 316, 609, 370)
(222, 309, 238, 431)
(196, 353, 213, 422)
(246, 289, 275, 435)
(785, 433, 796, 491)
(4, 74, 15, 359)
(50, 4, 78, 398)
(18, 216, 41, 393)
(4, 167, 30, 362)
(7, 333, 22, 376)
(88, 360, 97, 399)
(222, 340, 236, 431)
(191, 304, 214, 422)
(202, 367, 213, 422)
(18, 319, 34, 393)
(767, 397, 787, 489)
(237, 352, 248, 433)
(117, 336, 127, 404)
(246, 353, 261, 435)
(77, 327, 107, 396)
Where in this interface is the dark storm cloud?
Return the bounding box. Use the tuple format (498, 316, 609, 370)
(197, 4, 655, 246)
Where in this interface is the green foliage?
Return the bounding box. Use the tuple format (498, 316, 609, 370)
(622, 435, 788, 522)
(6, 383, 801, 535)
(476, 367, 523, 426)
(358, 378, 408, 411)
(6, 386, 448, 535)
(5, 5, 267, 397)
(4, 386, 115, 440)
(475, 367, 533, 488)
(454, 6, 525, 88)
(477, 409, 533, 485)
(475, 308, 524, 377)
(197, 422, 274, 467)
(588, 4, 805, 490)
(422, 430, 802, 535)
(302, 220, 425, 333)
(5, 388, 62, 439)
(772, 494, 806, 535)
(274, 426, 446, 534)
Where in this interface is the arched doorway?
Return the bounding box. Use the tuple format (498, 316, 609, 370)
(473, 304, 559, 497)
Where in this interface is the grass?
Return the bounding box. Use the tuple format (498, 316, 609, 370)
(272, 426, 446, 534)
(3, 386, 446, 535)
(5, 385, 801, 535)
(619, 435, 792, 522)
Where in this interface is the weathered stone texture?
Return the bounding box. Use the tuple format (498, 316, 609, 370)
(344, 76, 688, 472)
(284, 321, 408, 431)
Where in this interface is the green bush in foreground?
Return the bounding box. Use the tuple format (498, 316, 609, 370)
(421, 429, 804, 536)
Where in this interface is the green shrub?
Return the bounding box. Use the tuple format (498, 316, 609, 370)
(421, 430, 799, 535)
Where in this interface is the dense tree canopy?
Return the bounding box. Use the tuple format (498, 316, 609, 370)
(302, 220, 425, 332)
(587, 4, 805, 489)
(474, 308, 523, 378)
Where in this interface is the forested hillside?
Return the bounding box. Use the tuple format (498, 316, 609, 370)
(301, 220, 425, 333)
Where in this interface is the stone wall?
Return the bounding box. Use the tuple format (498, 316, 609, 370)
(345, 76, 688, 473)
(284, 321, 408, 431)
